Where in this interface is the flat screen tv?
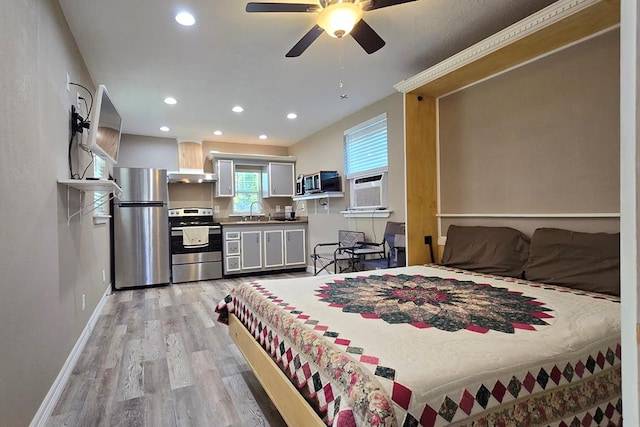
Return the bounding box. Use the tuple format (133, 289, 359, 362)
(86, 84, 122, 164)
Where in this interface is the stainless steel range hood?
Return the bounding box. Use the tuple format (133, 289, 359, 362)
(167, 170, 217, 184)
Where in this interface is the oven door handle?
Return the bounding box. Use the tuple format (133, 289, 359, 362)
(171, 226, 221, 238)
(171, 226, 221, 232)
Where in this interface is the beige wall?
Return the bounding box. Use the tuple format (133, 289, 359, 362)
(438, 29, 620, 237)
(116, 136, 294, 214)
(118, 133, 179, 170)
(288, 93, 406, 265)
(118, 137, 290, 174)
(0, 0, 109, 424)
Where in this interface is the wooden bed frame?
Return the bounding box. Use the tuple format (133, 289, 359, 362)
(228, 1, 620, 425)
(229, 314, 325, 426)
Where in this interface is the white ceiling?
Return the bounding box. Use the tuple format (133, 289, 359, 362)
(57, 0, 557, 146)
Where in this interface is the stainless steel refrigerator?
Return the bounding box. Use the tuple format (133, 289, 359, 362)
(112, 167, 170, 289)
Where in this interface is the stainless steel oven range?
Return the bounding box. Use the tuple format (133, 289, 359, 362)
(169, 207, 222, 283)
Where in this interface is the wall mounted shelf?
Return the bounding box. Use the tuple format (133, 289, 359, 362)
(292, 191, 344, 201)
(58, 179, 122, 224)
(293, 192, 345, 215)
(341, 209, 392, 218)
(208, 151, 297, 163)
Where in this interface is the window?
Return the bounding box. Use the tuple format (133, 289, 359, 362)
(93, 155, 107, 216)
(233, 167, 263, 213)
(344, 113, 388, 179)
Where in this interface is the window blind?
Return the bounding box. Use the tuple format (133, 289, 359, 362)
(344, 113, 388, 179)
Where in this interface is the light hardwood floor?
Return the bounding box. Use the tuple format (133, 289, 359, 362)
(47, 272, 311, 427)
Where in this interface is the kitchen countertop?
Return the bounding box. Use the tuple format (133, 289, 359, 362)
(219, 218, 308, 226)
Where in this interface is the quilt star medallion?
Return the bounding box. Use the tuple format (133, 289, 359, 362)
(316, 274, 553, 333)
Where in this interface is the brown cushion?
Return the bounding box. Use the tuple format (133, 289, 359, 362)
(441, 225, 530, 278)
(523, 228, 620, 296)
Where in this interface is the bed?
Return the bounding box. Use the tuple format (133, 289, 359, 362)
(216, 226, 621, 427)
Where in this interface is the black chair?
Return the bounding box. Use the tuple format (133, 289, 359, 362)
(312, 230, 365, 275)
(360, 222, 406, 270)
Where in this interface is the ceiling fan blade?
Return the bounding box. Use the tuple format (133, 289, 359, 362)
(361, 0, 416, 11)
(286, 25, 324, 57)
(246, 2, 321, 12)
(350, 19, 385, 54)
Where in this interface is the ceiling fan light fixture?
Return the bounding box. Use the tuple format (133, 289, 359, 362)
(317, 2, 363, 38)
(175, 11, 196, 26)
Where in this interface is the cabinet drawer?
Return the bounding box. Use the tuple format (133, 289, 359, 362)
(226, 240, 240, 256)
(225, 231, 240, 240)
(226, 256, 241, 272)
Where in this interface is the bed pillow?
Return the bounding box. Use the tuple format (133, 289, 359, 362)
(523, 228, 620, 296)
(441, 225, 531, 278)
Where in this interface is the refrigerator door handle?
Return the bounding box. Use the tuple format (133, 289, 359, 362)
(118, 202, 166, 208)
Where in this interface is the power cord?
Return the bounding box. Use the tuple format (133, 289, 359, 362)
(68, 131, 78, 179)
(79, 151, 94, 179)
(370, 209, 377, 243)
(68, 104, 91, 179)
(67, 82, 94, 179)
(69, 82, 94, 118)
(71, 104, 90, 136)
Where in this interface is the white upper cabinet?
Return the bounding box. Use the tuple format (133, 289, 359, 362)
(215, 159, 234, 197)
(264, 162, 295, 197)
(211, 153, 296, 199)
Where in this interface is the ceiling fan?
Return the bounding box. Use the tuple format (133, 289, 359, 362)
(245, 0, 417, 57)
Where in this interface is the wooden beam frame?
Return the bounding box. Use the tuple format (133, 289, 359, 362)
(398, 0, 620, 262)
(405, 94, 438, 265)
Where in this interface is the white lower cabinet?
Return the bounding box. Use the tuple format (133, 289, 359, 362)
(241, 230, 262, 270)
(284, 229, 306, 266)
(223, 223, 307, 275)
(264, 230, 284, 268)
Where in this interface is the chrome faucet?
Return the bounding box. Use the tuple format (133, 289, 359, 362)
(249, 201, 264, 220)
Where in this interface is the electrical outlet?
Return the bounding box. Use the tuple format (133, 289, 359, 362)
(102, 270, 106, 283)
(298, 202, 305, 211)
(276, 205, 281, 213)
(214, 205, 220, 214)
(66, 73, 70, 92)
(81, 294, 86, 311)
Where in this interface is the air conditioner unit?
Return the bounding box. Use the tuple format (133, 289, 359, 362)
(349, 172, 387, 209)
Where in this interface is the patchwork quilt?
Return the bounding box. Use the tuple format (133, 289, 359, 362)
(216, 265, 621, 427)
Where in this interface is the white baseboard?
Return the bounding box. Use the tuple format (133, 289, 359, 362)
(30, 284, 111, 427)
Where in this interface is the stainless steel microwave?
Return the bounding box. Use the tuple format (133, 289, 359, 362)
(303, 171, 341, 194)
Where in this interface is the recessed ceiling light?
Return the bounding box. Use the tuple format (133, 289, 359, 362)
(164, 97, 177, 105)
(287, 113, 298, 119)
(259, 134, 267, 140)
(175, 12, 195, 26)
(232, 105, 244, 113)
(160, 126, 170, 132)
(213, 130, 223, 136)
